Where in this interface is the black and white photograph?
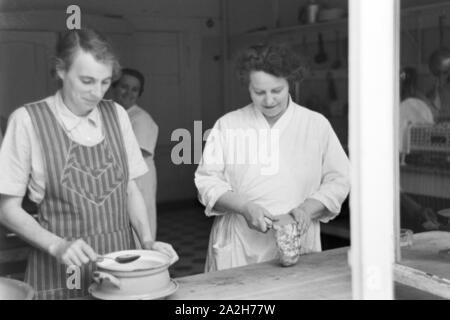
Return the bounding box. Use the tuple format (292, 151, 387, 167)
(0, 0, 449, 305)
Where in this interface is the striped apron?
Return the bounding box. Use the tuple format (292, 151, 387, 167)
(24, 101, 134, 300)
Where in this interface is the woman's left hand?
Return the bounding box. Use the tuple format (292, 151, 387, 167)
(143, 240, 179, 265)
(289, 207, 312, 235)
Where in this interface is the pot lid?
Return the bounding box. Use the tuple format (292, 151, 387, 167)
(96, 249, 170, 272)
(0, 277, 35, 300)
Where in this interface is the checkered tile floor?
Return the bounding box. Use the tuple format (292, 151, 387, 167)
(156, 201, 213, 278)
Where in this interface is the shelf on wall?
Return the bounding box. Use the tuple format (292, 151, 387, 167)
(231, 2, 450, 43)
(242, 18, 347, 36)
(230, 18, 348, 46)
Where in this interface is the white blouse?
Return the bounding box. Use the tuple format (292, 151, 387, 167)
(0, 91, 148, 203)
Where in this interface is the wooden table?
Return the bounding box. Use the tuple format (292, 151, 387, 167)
(169, 247, 352, 300)
(80, 246, 443, 300)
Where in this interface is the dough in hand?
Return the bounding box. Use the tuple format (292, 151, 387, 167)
(274, 223, 301, 267)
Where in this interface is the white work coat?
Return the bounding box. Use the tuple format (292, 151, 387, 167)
(127, 104, 159, 241)
(195, 100, 350, 272)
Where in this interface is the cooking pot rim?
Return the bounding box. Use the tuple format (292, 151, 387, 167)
(97, 264, 170, 277)
(96, 249, 171, 273)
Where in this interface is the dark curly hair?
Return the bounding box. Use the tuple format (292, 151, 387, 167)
(235, 43, 307, 87)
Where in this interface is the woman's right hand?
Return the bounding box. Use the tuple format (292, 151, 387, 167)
(241, 202, 277, 233)
(49, 238, 98, 267)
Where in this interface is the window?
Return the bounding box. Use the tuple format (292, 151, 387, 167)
(395, 0, 450, 299)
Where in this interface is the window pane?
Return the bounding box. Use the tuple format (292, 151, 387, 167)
(397, 0, 450, 298)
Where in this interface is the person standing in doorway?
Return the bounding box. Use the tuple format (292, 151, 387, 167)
(111, 68, 159, 243)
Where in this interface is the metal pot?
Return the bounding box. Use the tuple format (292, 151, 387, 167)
(0, 277, 34, 300)
(89, 250, 178, 300)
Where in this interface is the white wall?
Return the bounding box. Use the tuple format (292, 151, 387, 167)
(2, 1, 449, 204)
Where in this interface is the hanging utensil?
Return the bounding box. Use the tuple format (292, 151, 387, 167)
(301, 35, 309, 59)
(327, 71, 338, 101)
(314, 32, 328, 64)
(332, 30, 342, 69)
(327, 71, 342, 117)
(298, 5, 307, 24)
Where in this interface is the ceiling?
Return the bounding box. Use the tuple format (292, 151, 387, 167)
(0, 0, 449, 19)
(0, 0, 221, 18)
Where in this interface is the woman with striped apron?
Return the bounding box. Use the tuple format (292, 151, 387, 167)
(0, 29, 178, 299)
(25, 100, 134, 299)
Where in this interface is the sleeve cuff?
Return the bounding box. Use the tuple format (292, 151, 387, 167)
(202, 185, 232, 217)
(308, 193, 340, 223)
(0, 181, 27, 197)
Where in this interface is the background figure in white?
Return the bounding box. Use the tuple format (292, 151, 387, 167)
(399, 66, 440, 231)
(399, 67, 435, 155)
(427, 47, 450, 122)
(195, 44, 350, 272)
(112, 68, 159, 243)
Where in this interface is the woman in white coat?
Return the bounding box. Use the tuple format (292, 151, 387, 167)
(195, 43, 351, 272)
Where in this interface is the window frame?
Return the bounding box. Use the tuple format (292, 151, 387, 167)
(348, 0, 399, 299)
